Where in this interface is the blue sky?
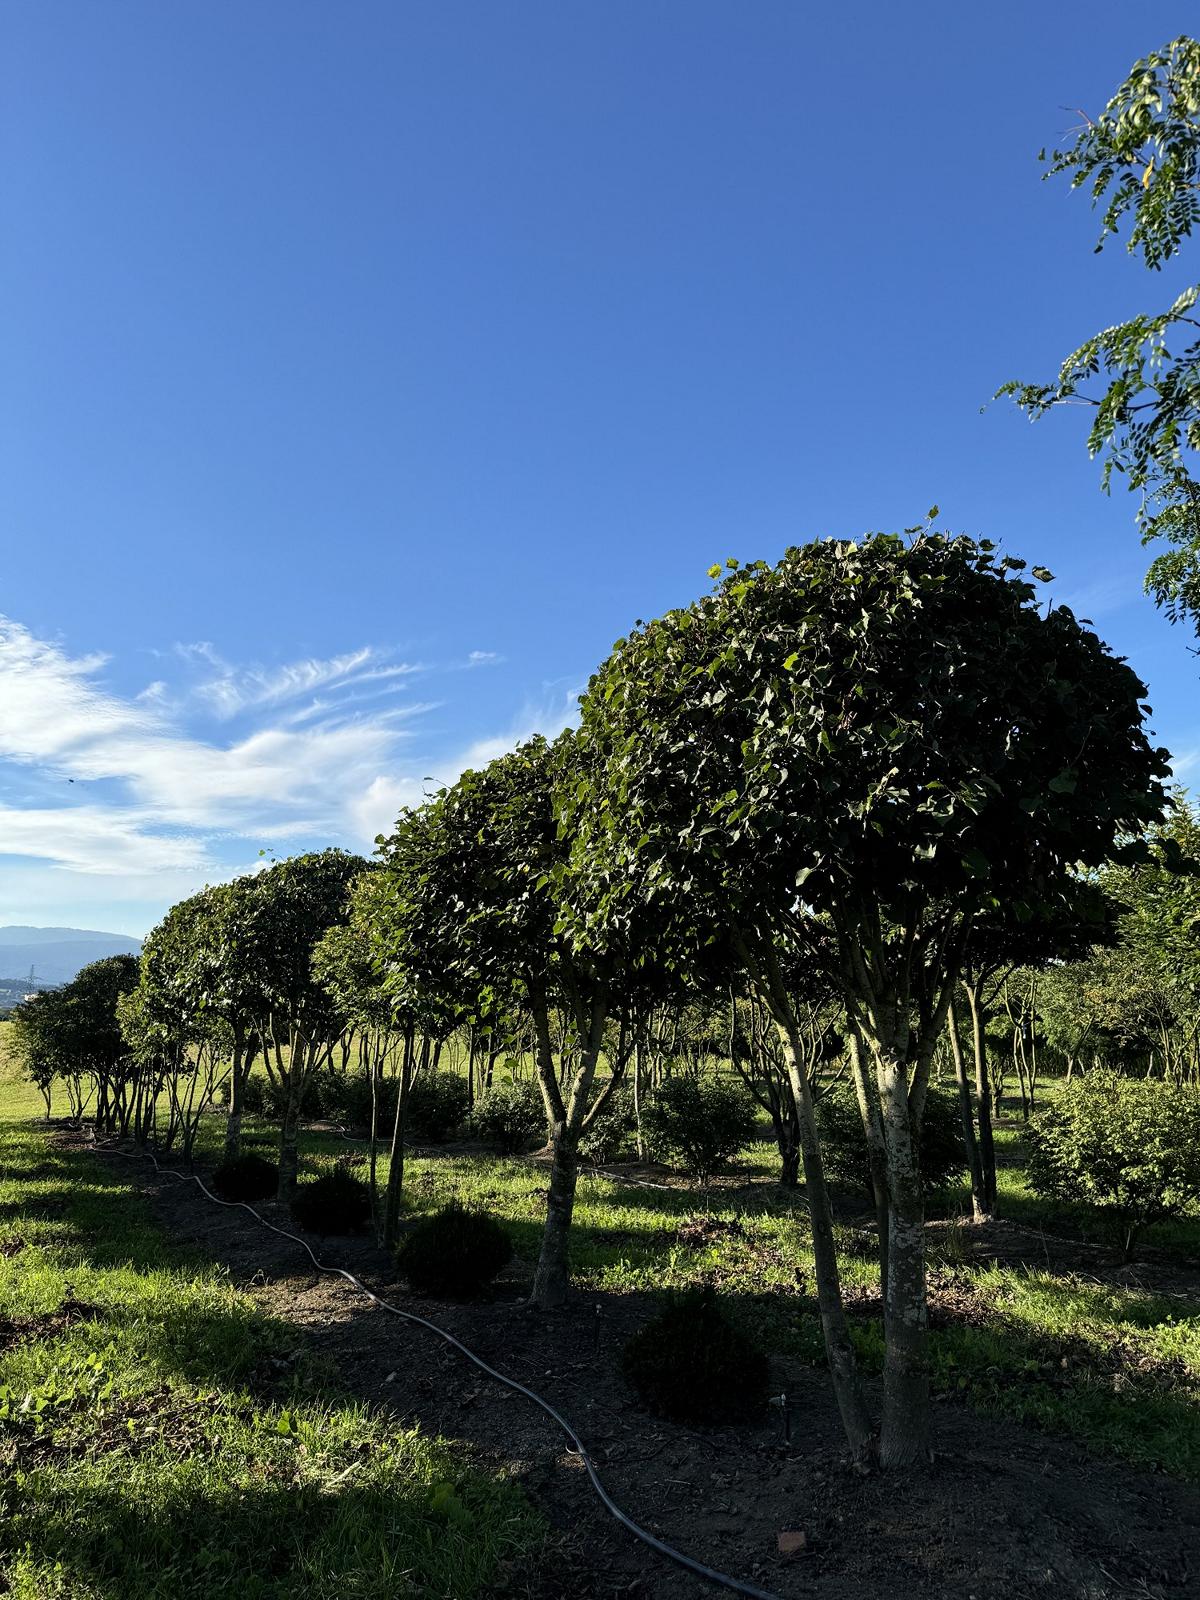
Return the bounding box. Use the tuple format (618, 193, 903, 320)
(3, 2, 1198, 937)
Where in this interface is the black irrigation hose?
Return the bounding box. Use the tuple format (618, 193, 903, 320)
(88, 1134, 782, 1600)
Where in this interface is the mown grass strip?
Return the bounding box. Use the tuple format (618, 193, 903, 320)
(0, 1102, 542, 1600)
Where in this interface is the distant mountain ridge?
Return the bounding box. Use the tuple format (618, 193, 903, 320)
(0, 926, 143, 988)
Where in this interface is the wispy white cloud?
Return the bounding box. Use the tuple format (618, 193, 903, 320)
(0, 614, 576, 931)
(0, 804, 211, 875)
(179, 643, 424, 720)
(458, 683, 582, 771)
(0, 616, 436, 866)
(1054, 570, 1145, 624)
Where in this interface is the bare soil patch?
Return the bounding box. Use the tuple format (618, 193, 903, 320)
(0, 1294, 102, 1353)
(83, 1142, 1198, 1600)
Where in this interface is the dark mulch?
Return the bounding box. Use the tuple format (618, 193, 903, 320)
(76, 1138, 1197, 1600)
(0, 1295, 102, 1354)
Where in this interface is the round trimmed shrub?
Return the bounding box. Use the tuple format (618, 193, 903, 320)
(240, 1071, 327, 1120)
(290, 1166, 372, 1236)
(471, 1080, 544, 1154)
(622, 1286, 769, 1423)
(1026, 1072, 1200, 1257)
(643, 1075, 758, 1182)
(211, 1153, 279, 1203)
(396, 1203, 513, 1298)
(407, 1073, 470, 1143)
(239, 1074, 267, 1115)
(814, 1081, 965, 1198)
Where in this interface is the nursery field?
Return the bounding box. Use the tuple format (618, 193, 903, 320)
(3, 1063, 1199, 1600)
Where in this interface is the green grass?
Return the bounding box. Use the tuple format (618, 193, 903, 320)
(10, 1058, 1200, 1487)
(0, 1090, 542, 1599)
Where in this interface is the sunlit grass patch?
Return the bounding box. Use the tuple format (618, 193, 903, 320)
(0, 1101, 541, 1599)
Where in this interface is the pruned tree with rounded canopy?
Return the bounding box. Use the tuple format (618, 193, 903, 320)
(251, 849, 366, 1199)
(370, 732, 688, 1308)
(566, 530, 1169, 1467)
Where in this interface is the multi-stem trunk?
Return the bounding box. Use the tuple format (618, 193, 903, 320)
(772, 1013, 875, 1463)
(276, 1035, 307, 1202)
(528, 983, 606, 1310)
(382, 1031, 413, 1249)
(223, 1027, 249, 1162)
(531, 1115, 583, 1308)
(964, 981, 997, 1214)
(847, 1027, 891, 1295)
(368, 1037, 381, 1238)
(946, 1001, 987, 1222)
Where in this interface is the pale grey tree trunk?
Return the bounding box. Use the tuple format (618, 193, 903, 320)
(875, 1039, 930, 1467)
(848, 1026, 891, 1296)
(529, 984, 606, 1310)
(531, 1117, 582, 1308)
(382, 1029, 413, 1249)
(965, 982, 997, 1213)
(766, 990, 874, 1466)
(276, 1033, 306, 1201)
(222, 1027, 248, 1163)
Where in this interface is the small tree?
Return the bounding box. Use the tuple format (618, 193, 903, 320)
(570, 531, 1168, 1467)
(371, 735, 662, 1309)
(251, 850, 366, 1199)
(1026, 1072, 1200, 1256)
(8, 989, 68, 1119)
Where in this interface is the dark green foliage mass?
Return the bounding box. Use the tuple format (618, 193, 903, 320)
(815, 1083, 965, 1199)
(578, 1088, 638, 1164)
(470, 1080, 545, 1154)
(622, 1287, 769, 1423)
(1026, 1072, 1200, 1256)
(406, 1073, 471, 1142)
(396, 1203, 514, 1298)
(210, 1153, 280, 1204)
(290, 1166, 373, 1236)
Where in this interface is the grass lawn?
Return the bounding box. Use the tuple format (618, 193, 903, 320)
(0, 1078, 542, 1599)
(7, 1055, 1200, 1504)
(172, 1069, 1200, 1480)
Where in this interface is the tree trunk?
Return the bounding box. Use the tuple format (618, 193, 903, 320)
(382, 1032, 413, 1249)
(965, 983, 997, 1214)
(530, 1118, 581, 1308)
(777, 1124, 800, 1188)
(848, 1028, 891, 1295)
(529, 983, 605, 1311)
(223, 1028, 247, 1163)
(276, 1039, 306, 1202)
(876, 1043, 931, 1468)
(633, 1038, 645, 1158)
(772, 1009, 875, 1465)
(947, 1001, 987, 1221)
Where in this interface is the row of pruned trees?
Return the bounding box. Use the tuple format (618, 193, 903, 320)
(364, 530, 1168, 1468)
(12, 530, 1172, 1473)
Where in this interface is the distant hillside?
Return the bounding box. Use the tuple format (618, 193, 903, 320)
(0, 927, 142, 989)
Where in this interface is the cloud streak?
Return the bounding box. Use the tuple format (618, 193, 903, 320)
(0, 614, 573, 931)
